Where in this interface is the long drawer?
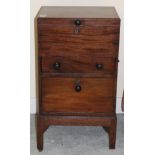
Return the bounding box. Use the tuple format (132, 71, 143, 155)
(41, 53, 116, 75)
(41, 77, 115, 113)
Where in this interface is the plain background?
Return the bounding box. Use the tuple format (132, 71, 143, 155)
(0, 0, 155, 155)
(30, 0, 124, 114)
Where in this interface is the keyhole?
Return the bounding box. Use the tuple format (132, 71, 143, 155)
(75, 27, 80, 34)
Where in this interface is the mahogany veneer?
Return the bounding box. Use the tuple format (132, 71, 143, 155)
(36, 6, 120, 151)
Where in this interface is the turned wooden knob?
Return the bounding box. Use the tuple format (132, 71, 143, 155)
(96, 64, 103, 70)
(75, 85, 81, 92)
(53, 62, 61, 70)
(74, 19, 81, 26)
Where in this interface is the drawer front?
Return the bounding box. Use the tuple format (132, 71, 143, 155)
(41, 77, 115, 113)
(41, 54, 115, 75)
(38, 19, 120, 57)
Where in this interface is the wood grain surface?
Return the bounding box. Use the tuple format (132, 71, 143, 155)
(41, 55, 115, 74)
(41, 77, 115, 113)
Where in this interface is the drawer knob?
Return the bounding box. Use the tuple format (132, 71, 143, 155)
(74, 19, 81, 26)
(96, 64, 103, 70)
(75, 85, 81, 92)
(53, 62, 61, 70)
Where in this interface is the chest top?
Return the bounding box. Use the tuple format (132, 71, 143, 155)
(37, 6, 120, 19)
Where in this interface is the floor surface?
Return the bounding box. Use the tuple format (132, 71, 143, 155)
(30, 114, 124, 155)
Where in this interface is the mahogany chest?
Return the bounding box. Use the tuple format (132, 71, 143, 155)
(36, 6, 120, 151)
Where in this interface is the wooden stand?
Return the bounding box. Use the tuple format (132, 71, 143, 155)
(37, 114, 117, 151)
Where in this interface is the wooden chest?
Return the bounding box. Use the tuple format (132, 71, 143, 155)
(36, 6, 120, 151)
